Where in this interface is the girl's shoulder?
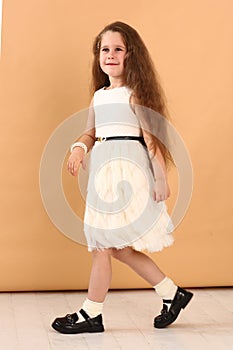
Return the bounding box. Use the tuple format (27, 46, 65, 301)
(94, 86, 106, 95)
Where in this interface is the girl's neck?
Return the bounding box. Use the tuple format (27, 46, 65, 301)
(107, 77, 124, 89)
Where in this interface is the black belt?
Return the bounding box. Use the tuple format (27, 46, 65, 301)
(95, 136, 146, 147)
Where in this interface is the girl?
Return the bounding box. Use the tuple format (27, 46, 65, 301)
(52, 21, 193, 334)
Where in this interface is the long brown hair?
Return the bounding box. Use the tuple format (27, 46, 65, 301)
(91, 21, 173, 167)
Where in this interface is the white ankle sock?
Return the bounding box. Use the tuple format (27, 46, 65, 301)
(153, 277, 177, 309)
(77, 298, 103, 323)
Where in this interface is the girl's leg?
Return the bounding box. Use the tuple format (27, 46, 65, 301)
(111, 247, 165, 285)
(111, 247, 193, 329)
(52, 249, 112, 334)
(111, 247, 177, 299)
(77, 248, 112, 321)
(87, 248, 113, 302)
(76, 248, 112, 321)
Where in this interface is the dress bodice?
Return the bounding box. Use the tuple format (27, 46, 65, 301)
(93, 86, 142, 137)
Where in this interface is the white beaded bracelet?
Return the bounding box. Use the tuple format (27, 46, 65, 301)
(70, 142, 88, 154)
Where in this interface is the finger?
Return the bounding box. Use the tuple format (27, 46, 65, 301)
(164, 192, 169, 200)
(68, 162, 75, 175)
(156, 193, 164, 203)
(67, 162, 72, 174)
(81, 158, 87, 170)
(153, 191, 156, 201)
(73, 163, 79, 176)
(155, 193, 162, 202)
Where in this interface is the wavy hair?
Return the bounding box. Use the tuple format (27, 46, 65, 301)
(91, 21, 173, 167)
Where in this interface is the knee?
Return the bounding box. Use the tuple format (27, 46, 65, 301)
(111, 247, 133, 262)
(91, 248, 113, 260)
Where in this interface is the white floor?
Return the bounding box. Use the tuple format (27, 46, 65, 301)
(0, 288, 232, 350)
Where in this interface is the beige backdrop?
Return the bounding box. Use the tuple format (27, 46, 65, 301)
(0, 0, 232, 291)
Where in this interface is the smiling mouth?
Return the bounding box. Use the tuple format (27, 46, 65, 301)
(106, 63, 119, 65)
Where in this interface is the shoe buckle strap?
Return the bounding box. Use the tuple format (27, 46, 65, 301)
(162, 299, 172, 303)
(79, 308, 90, 321)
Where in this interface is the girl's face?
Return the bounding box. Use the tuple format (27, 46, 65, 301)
(99, 31, 127, 81)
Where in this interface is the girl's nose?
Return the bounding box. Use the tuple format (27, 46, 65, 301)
(108, 50, 114, 59)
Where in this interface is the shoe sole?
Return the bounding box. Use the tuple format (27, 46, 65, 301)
(51, 321, 105, 334)
(154, 291, 194, 329)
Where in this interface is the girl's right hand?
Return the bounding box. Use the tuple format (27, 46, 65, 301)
(67, 147, 87, 176)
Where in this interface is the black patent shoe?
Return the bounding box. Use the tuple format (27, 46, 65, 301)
(51, 309, 105, 334)
(154, 287, 193, 328)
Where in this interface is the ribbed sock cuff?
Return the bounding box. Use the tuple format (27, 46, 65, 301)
(153, 277, 177, 300)
(82, 298, 104, 318)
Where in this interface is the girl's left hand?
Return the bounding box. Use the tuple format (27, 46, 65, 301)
(153, 178, 171, 202)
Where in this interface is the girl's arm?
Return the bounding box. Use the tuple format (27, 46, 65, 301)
(67, 99, 95, 176)
(150, 145, 171, 202)
(130, 95, 170, 201)
(77, 98, 96, 151)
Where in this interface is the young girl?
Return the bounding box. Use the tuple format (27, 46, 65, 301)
(52, 21, 193, 334)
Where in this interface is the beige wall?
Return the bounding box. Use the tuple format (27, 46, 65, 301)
(0, 0, 232, 291)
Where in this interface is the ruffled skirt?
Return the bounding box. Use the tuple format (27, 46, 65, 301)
(84, 140, 174, 252)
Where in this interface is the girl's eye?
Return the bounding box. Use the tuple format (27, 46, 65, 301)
(101, 47, 124, 52)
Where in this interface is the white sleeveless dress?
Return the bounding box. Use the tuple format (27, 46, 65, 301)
(84, 86, 174, 252)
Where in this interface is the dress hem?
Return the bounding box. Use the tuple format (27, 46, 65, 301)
(87, 234, 174, 253)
